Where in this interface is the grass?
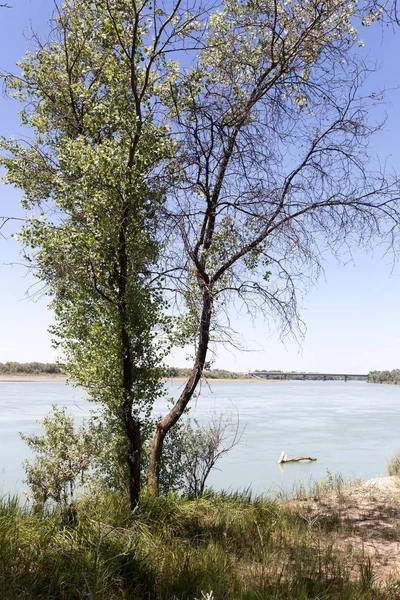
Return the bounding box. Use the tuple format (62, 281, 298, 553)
(0, 485, 399, 599)
(387, 450, 400, 477)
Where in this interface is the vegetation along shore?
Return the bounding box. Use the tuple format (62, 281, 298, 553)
(368, 370, 400, 385)
(1, 363, 399, 384)
(3, 473, 400, 599)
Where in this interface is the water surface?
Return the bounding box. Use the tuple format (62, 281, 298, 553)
(1, 380, 399, 496)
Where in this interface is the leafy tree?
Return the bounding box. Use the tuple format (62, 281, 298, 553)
(1, 0, 202, 507)
(369, 370, 400, 384)
(21, 405, 93, 516)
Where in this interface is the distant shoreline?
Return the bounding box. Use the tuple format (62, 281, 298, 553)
(0, 375, 68, 382)
(0, 375, 281, 383)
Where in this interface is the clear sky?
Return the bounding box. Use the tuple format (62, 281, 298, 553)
(1, 2, 400, 373)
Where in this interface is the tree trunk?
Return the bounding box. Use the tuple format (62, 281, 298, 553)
(119, 198, 141, 508)
(126, 415, 141, 509)
(121, 317, 141, 508)
(147, 288, 213, 495)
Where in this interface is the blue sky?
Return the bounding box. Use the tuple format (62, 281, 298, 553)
(1, 2, 400, 373)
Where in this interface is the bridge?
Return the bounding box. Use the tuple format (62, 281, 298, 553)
(248, 371, 369, 382)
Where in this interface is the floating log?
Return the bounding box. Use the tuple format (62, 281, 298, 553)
(278, 451, 317, 464)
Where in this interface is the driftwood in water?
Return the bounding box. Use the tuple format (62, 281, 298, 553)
(278, 451, 317, 464)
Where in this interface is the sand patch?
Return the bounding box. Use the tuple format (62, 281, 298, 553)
(291, 477, 400, 582)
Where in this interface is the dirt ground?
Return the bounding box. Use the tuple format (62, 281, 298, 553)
(292, 476, 400, 583)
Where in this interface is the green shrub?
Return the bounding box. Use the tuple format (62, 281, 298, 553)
(20, 405, 94, 516)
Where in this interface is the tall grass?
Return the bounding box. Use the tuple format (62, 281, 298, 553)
(0, 489, 396, 599)
(387, 450, 400, 477)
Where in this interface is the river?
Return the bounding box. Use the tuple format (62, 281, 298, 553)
(1, 379, 399, 497)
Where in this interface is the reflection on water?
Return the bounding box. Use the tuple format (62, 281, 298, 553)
(1, 380, 399, 496)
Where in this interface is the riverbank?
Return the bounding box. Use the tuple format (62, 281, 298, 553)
(2, 477, 400, 599)
(287, 475, 400, 584)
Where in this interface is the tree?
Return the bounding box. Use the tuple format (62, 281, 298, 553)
(368, 370, 400, 384)
(146, 0, 400, 493)
(21, 405, 93, 516)
(1, 0, 204, 507)
(3, 0, 400, 502)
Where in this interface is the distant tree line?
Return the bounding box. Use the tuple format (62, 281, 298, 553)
(368, 370, 400, 385)
(0, 362, 65, 376)
(165, 368, 247, 380)
(0, 363, 244, 379)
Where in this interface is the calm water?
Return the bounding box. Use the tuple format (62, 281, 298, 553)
(1, 380, 399, 497)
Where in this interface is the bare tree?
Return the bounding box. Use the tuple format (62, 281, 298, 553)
(147, 0, 400, 493)
(182, 413, 243, 497)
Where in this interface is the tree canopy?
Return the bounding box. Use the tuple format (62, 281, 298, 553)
(1, 0, 193, 506)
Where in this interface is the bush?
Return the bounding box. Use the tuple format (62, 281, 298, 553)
(21, 405, 94, 516)
(181, 413, 243, 497)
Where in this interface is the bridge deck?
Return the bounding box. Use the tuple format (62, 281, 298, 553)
(249, 371, 368, 378)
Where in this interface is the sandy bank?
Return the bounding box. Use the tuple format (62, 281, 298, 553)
(363, 475, 399, 490)
(290, 475, 400, 582)
(0, 375, 68, 382)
